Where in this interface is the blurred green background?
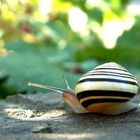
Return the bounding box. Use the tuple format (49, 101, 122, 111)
(0, 0, 140, 98)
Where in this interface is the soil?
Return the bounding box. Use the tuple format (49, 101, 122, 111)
(0, 91, 140, 140)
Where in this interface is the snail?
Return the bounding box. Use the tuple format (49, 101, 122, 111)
(28, 62, 139, 115)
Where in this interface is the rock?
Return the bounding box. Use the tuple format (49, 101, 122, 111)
(0, 92, 140, 140)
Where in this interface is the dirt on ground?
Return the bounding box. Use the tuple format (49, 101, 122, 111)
(0, 91, 140, 140)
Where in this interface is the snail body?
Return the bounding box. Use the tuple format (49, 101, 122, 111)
(28, 62, 139, 115)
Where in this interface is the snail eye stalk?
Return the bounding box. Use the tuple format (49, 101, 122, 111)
(63, 76, 71, 90)
(28, 82, 70, 93)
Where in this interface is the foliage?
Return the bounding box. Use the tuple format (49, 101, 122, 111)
(0, 0, 140, 98)
(0, 41, 81, 98)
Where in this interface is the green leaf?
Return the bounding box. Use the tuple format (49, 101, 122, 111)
(75, 45, 140, 72)
(117, 22, 140, 48)
(0, 41, 80, 98)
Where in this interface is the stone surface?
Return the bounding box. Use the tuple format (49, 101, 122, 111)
(0, 92, 140, 140)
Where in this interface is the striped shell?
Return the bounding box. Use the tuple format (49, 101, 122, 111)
(75, 62, 139, 112)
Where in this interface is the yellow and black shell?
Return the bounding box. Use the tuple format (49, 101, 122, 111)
(75, 62, 139, 112)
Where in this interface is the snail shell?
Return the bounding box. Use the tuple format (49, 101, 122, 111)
(75, 62, 139, 113)
(28, 62, 139, 115)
